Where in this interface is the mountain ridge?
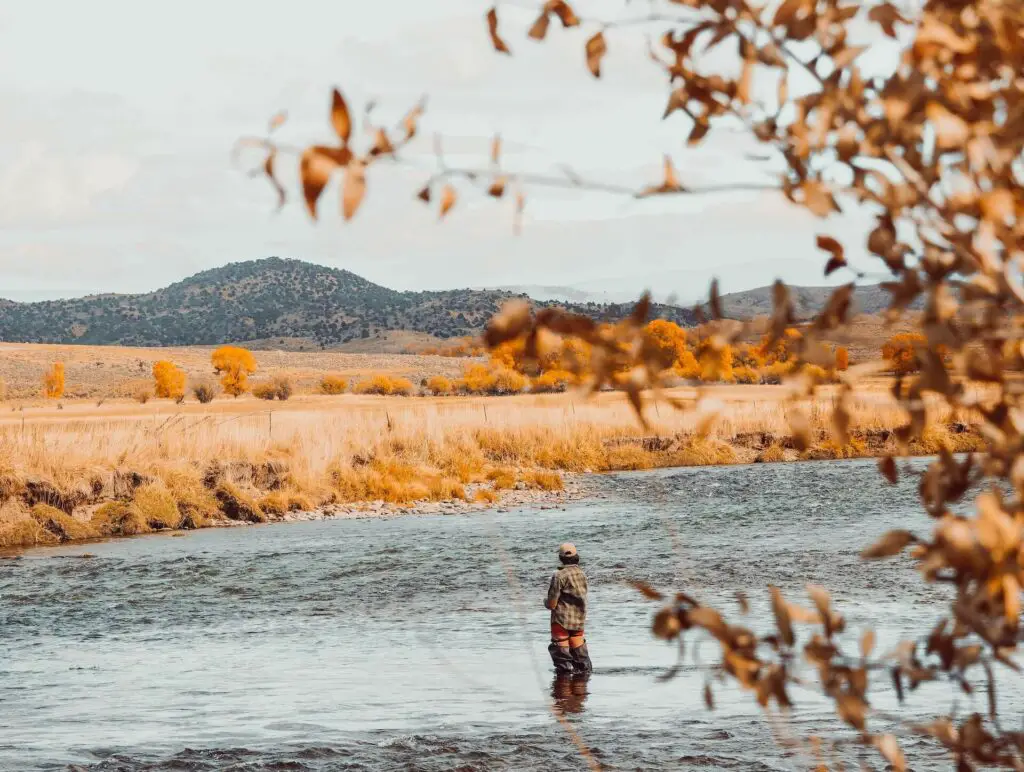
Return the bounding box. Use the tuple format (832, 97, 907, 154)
(0, 257, 697, 348)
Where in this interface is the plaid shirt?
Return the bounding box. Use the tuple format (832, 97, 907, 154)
(547, 564, 588, 630)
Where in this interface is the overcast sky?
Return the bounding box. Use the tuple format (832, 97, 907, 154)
(0, 0, 892, 303)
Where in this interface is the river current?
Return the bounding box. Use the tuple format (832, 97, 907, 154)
(2, 458, 1019, 770)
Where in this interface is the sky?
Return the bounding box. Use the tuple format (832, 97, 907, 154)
(0, 0, 893, 304)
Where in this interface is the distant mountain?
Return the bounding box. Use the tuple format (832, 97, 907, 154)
(0, 257, 697, 348)
(717, 283, 915, 320)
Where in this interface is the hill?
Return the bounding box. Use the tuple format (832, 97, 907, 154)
(717, 283, 916, 320)
(0, 258, 696, 348)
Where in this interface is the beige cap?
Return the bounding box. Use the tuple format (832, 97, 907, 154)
(558, 542, 577, 558)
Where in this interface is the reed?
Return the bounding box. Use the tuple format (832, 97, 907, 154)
(0, 387, 981, 548)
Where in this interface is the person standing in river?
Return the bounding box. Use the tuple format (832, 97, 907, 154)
(545, 543, 592, 676)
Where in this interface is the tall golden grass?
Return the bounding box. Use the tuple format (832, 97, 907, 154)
(0, 388, 980, 549)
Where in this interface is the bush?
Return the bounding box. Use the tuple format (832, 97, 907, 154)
(531, 369, 574, 393)
(42, 362, 65, 399)
(254, 376, 294, 401)
(252, 382, 278, 400)
(192, 381, 217, 404)
(835, 346, 850, 371)
(425, 375, 453, 395)
(134, 388, 153, 404)
(211, 345, 257, 397)
(355, 375, 414, 396)
(491, 367, 526, 395)
(319, 374, 348, 395)
(152, 360, 187, 400)
(732, 365, 760, 384)
(760, 361, 795, 385)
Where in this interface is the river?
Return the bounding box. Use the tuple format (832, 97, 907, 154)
(1, 458, 1019, 770)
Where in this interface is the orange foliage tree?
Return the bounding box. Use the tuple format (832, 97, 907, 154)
(882, 333, 927, 375)
(644, 320, 689, 370)
(835, 346, 850, 371)
(211, 346, 257, 397)
(152, 360, 187, 400)
(42, 362, 65, 399)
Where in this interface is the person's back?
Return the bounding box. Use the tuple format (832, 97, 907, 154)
(544, 543, 592, 675)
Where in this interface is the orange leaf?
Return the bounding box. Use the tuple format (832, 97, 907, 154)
(878, 456, 897, 484)
(831, 45, 867, 70)
(687, 117, 710, 146)
(439, 184, 457, 218)
(528, 11, 551, 40)
(817, 235, 846, 276)
(488, 176, 507, 198)
(737, 57, 753, 105)
(263, 151, 285, 210)
(926, 102, 969, 151)
(861, 529, 916, 559)
(299, 147, 342, 220)
(331, 88, 352, 145)
(486, 7, 511, 54)
(585, 32, 606, 78)
(513, 190, 525, 234)
(341, 160, 366, 221)
(490, 134, 502, 166)
(401, 98, 427, 141)
(550, 0, 579, 27)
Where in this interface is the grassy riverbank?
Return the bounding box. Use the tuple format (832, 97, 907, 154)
(0, 387, 981, 549)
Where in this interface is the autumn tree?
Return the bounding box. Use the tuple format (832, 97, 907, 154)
(881, 333, 928, 375)
(643, 320, 690, 370)
(152, 360, 187, 400)
(42, 362, 64, 399)
(835, 346, 849, 371)
(211, 346, 257, 397)
(241, 0, 1024, 767)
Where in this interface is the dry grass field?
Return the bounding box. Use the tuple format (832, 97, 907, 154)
(0, 342, 474, 402)
(0, 369, 981, 549)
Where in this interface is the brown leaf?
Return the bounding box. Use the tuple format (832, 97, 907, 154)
(703, 682, 715, 710)
(806, 585, 832, 635)
(484, 299, 532, 348)
(879, 456, 897, 484)
(416, 185, 431, 203)
(868, 2, 907, 37)
(801, 181, 839, 217)
(370, 128, 395, 158)
(836, 693, 867, 731)
(401, 98, 427, 141)
(585, 31, 607, 78)
(630, 580, 664, 600)
(330, 88, 352, 145)
(528, 11, 551, 40)
(926, 102, 969, 151)
(263, 151, 285, 210)
(299, 147, 343, 219)
(816, 235, 846, 276)
(709, 278, 722, 319)
(488, 176, 507, 198)
(831, 45, 866, 71)
(737, 56, 753, 105)
(875, 734, 906, 772)
(439, 184, 457, 218)
(772, 0, 806, 28)
(770, 586, 795, 647)
(550, 0, 579, 28)
(735, 591, 750, 615)
(861, 629, 876, 659)
(688, 607, 728, 639)
(341, 160, 366, 221)
(687, 117, 711, 146)
(861, 530, 915, 559)
(486, 7, 511, 54)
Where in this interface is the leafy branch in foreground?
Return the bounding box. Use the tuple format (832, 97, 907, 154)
(241, 0, 1024, 767)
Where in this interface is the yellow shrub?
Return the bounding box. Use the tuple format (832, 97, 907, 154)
(532, 369, 575, 393)
(42, 362, 65, 399)
(252, 382, 278, 400)
(152, 360, 187, 400)
(425, 376, 453, 395)
(733, 365, 761, 384)
(132, 484, 182, 530)
(320, 374, 348, 395)
(212, 346, 257, 397)
(30, 504, 97, 542)
(91, 502, 151, 537)
(355, 375, 414, 396)
(473, 488, 500, 504)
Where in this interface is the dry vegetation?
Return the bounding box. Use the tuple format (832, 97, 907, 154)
(0, 342, 472, 402)
(0, 385, 979, 550)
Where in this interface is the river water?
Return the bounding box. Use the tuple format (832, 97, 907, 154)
(1, 458, 1020, 771)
